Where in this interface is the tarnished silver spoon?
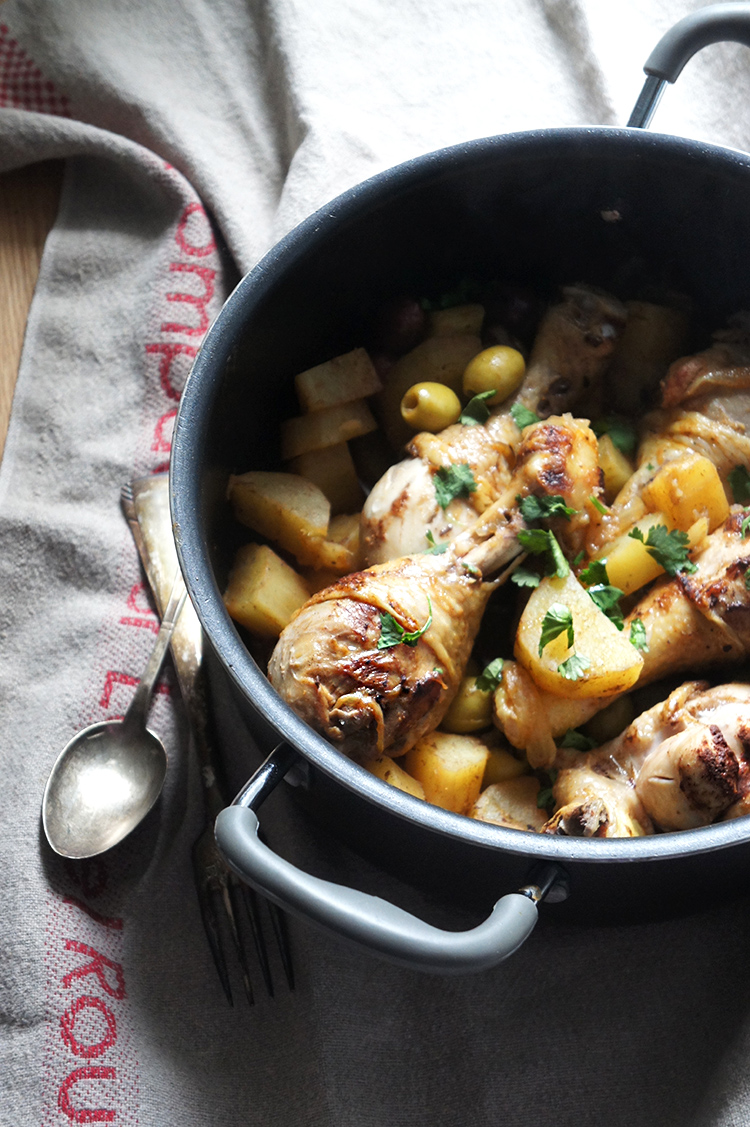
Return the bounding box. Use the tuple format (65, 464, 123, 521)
(42, 572, 188, 858)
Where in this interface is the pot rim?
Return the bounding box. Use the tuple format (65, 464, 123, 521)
(171, 123, 750, 868)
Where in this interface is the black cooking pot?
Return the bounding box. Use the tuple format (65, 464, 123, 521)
(171, 5, 750, 973)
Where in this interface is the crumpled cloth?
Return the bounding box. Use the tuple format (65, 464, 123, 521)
(3, 1, 750, 1124)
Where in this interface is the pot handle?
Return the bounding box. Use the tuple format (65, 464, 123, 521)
(214, 744, 567, 975)
(629, 2, 750, 128)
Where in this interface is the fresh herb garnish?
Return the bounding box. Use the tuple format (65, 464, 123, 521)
(460, 390, 496, 426)
(579, 558, 610, 587)
(517, 528, 569, 578)
(559, 728, 598, 751)
(558, 653, 591, 681)
(425, 530, 449, 554)
(646, 463, 655, 472)
(539, 604, 575, 656)
(590, 494, 608, 515)
(510, 402, 541, 430)
(592, 416, 638, 457)
(476, 657, 505, 692)
(729, 465, 750, 504)
(421, 277, 482, 311)
(573, 549, 586, 568)
(536, 768, 558, 810)
(511, 564, 541, 588)
(518, 494, 577, 522)
(378, 598, 433, 650)
(741, 511, 750, 538)
(629, 617, 649, 652)
(587, 583, 625, 630)
(434, 463, 477, 510)
(628, 524, 697, 576)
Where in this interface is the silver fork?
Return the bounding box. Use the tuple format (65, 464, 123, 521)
(121, 476, 293, 1004)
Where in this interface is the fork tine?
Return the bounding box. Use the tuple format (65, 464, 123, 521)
(238, 883, 275, 997)
(267, 901, 295, 991)
(219, 876, 256, 1006)
(192, 843, 234, 1006)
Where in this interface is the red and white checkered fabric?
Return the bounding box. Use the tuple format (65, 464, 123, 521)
(0, 23, 69, 116)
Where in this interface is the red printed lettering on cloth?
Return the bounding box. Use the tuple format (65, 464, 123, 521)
(62, 941, 126, 1000)
(99, 669, 173, 713)
(62, 897, 124, 931)
(58, 1066, 116, 1123)
(161, 262, 216, 336)
(175, 202, 216, 257)
(120, 581, 159, 633)
(152, 407, 177, 453)
(144, 342, 198, 401)
(60, 995, 118, 1059)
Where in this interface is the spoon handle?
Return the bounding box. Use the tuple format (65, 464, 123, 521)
(122, 571, 189, 732)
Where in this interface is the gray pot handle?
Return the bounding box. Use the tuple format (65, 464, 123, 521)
(629, 2, 750, 128)
(214, 745, 566, 974)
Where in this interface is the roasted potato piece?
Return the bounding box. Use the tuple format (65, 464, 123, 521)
(598, 433, 634, 502)
(426, 303, 484, 337)
(610, 299, 690, 416)
(482, 745, 528, 786)
(404, 731, 490, 815)
(294, 347, 382, 413)
(515, 570, 644, 699)
(281, 399, 378, 460)
(440, 675, 493, 733)
(471, 778, 547, 832)
(594, 510, 704, 596)
(288, 441, 364, 514)
(365, 756, 426, 800)
(641, 453, 729, 532)
(375, 334, 482, 451)
(223, 544, 311, 638)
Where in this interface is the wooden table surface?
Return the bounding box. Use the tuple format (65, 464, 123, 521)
(0, 160, 64, 462)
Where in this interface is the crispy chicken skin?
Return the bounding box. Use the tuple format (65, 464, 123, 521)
(362, 285, 625, 566)
(269, 416, 600, 761)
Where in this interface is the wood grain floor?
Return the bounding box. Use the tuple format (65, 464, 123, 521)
(0, 160, 64, 461)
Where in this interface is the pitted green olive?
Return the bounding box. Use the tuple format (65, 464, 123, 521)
(400, 381, 462, 433)
(463, 346, 526, 405)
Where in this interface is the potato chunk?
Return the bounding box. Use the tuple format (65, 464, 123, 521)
(288, 441, 364, 514)
(365, 757, 425, 800)
(641, 453, 729, 532)
(403, 731, 490, 815)
(294, 348, 382, 413)
(228, 470, 332, 567)
(471, 778, 547, 832)
(223, 544, 310, 638)
(598, 433, 634, 502)
(426, 303, 484, 338)
(281, 400, 378, 460)
(515, 570, 644, 699)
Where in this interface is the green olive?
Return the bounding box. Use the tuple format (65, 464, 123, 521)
(400, 381, 462, 433)
(441, 676, 493, 733)
(463, 346, 526, 405)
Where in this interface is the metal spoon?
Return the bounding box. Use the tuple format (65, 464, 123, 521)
(42, 572, 188, 858)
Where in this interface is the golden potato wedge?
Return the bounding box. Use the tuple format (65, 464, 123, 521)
(593, 511, 672, 595)
(598, 433, 634, 502)
(223, 544, 311, 638)
(482, 746, 528, 787)
(515, 570, 644, 699)
(365, 756, 425, 800)
(288, 441, 364, 514)
(403, 731, 490, 815)
(328, 512, 362, 559)
(471, 778, 547, 832)
(426, 303, 485, 338)
(281, 399, 378, 460)
(228, 470, 333, 568)
(294, 348, 382, 413)
(641, 453, 729, 532)
(375, 334, 482, 451)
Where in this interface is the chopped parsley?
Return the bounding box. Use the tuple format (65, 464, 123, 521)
(460, 390, 496, 426)
(579, 558, 625, 629)
(538, 604, 574, 656)
(629, 617, 649, 652)
(729, 465, 750, 505)
(741, 511, 750, 539)
(589, 494, 608, 515)
(558, 652, 591, 681)
(579, 558, 610, 587)
(559, 728, 598, 752)
(592, 415, 638, 457)
(511, 564, 541, 589)
(434, 463, 477, 510)
(628, 523, 697, 576)
(517, 528, 569, 579)
(536, 768, 558, 810)
(510, 402, 541, 430)
(518, 494, 577, 522)
(476, 657, 505, 692)
(425, 530, 449, 554)
(378, 598, 432, 650)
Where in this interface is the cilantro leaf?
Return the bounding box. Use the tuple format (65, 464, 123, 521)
(517, 528, 569, 578)
(579, 558, 610, 587)
(559, 728, 598, 751)
(434, 464, 477, 510)
(729, 465, 750, 504)
(592, 415, 638, 457)
(539, 603, 574, 656)
(378, 598, 432, 650)
(518, 494, 577, 523)
(460, 390, 496, 426)
(628, 524, 697, 576)
(587, 583, 625, 630)
(548, 533, 570, 579)
(558, 652, 591, 681)
(476, 657, 505, 692)
(511, 565, 541, 589)
(425, 530, 449, 555)
(741, 511, 750, 538)
(590, 494, 608, 515)
(629, 617, 649, 652)
(573, 549, 586, 568)
(536, 786, 554, 810)
(510, 403, 541, 430)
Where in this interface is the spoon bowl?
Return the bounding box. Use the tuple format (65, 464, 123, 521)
(42, 575, 187, 858)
